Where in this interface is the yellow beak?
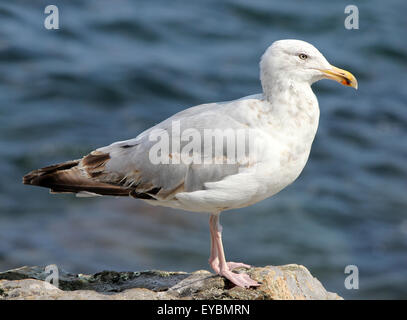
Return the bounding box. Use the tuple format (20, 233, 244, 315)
(319, 66, 358, 89)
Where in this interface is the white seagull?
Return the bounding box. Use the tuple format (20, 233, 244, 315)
(23, 40, 357, 288)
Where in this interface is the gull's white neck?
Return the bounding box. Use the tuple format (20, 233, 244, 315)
(261, 77, 320, 146)
(262, 77, 316, 110)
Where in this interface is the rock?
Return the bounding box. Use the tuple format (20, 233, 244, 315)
(0, 264, 342, 300)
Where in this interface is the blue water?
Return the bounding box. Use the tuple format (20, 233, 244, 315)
(0, 0, 406, 299)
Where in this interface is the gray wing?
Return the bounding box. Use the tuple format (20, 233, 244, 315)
(93, 100, 256, 200)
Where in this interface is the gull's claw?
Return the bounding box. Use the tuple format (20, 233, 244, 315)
(220, 269, 261, 288)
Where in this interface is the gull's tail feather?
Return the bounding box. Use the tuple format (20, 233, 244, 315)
(22, 159, 131, 197)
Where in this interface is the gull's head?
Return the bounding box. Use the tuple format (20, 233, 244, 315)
(260, 39, 357, 91)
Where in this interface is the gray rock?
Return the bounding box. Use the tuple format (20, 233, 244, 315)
(0, 264, 342, 300)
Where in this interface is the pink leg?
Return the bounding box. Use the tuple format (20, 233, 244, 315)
(209, 216, 250, 271)
(208, 215, 220, 273)
(208, 213, 260, 288)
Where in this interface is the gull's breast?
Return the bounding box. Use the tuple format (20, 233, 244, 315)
(254, 97, 320, 198)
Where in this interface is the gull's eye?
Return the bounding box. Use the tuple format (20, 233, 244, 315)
(298, 53, 308, 60)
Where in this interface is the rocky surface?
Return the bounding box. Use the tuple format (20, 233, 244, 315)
(0, 264, 342, 300)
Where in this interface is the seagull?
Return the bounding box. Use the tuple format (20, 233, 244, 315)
(23, 40, 357, 288)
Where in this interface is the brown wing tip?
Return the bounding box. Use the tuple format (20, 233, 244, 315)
(23, 172, 36, 185)
(22, 160, 80, 186)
